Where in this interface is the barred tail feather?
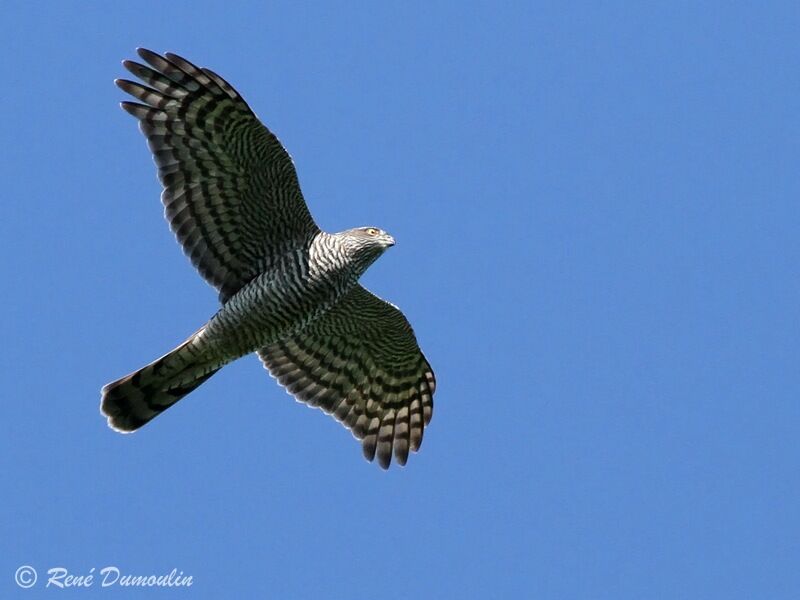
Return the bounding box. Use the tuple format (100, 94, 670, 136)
(101, 333, 220, 432)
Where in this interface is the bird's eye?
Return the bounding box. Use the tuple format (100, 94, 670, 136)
(366, 228, 379, 236)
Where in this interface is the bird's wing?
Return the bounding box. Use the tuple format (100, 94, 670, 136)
(258, 285, 436, 469)
(116, 49, 320, 302)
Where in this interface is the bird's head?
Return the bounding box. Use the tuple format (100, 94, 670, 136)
(338, 226, 396, 273)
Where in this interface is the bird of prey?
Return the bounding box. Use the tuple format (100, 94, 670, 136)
(101, 49, 435, 469)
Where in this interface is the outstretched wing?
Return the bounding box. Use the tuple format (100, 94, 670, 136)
(116, 48, 320, 302)
(258, 285, 436, 469)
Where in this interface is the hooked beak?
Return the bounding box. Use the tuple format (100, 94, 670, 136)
(384, 235, 396, 248)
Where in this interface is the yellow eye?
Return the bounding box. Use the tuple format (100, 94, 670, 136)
(366, 228, 379, 236)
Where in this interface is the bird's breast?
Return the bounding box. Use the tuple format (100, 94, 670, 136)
(202, 258, 355, 358)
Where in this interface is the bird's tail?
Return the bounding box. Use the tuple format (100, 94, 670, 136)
(101, 328, 221, 432)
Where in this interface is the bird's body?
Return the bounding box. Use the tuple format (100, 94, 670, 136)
(196, 230, 389, 362)
(102, 49, 435, 469)
(207, 237, 354, 356)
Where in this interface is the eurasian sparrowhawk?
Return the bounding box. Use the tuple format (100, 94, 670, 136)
(101, 49, 435, 469)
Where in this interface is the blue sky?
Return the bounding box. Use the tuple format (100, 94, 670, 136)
(1, 1, 798, 598)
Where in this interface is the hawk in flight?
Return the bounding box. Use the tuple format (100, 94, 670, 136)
(101, 49, 435, 469)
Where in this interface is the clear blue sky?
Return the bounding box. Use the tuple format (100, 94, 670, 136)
(1, 2, 798, 598)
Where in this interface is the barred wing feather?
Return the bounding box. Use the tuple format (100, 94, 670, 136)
(258, 285, 436, 469)
(116, 48, 320, 302)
